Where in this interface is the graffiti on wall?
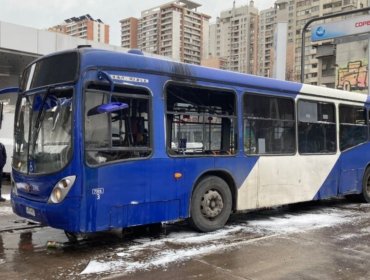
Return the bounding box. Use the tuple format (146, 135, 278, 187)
(336, 60, 368, 92)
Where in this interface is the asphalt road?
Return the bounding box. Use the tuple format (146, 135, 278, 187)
(1, 182, 370, 280)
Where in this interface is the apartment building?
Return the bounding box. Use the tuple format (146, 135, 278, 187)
(120, 17, 139, 49)
(258, 7, 276, 77)
(120, 0, 210, 65)
(201, 56, 228, 70)
(208, 1, 259, 74)
(49, 14, 109, 44)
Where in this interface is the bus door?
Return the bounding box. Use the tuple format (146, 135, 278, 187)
(245, 96, 340, 207)
(244, 93, 300, 208)
(84, 82, 154, 229)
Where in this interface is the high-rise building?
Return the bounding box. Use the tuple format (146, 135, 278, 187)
(49, 14, 109, 44)
(258, 7, 276, 77)
(208, 1, 259, 74)
(120, 0, 210, 65)
(120, 17, 139, 49)
(201, 56, 228, 70)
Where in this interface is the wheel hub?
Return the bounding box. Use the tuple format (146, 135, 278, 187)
(201, 190, 224, 218)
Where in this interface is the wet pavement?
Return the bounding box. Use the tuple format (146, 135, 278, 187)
(1, 181, 370, 279)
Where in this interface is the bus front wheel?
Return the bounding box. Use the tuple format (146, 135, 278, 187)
(362, 168, 370, 202)
(189, 176, 232, 232)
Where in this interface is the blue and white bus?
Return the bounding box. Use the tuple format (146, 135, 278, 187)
(9, 47, 370, 235)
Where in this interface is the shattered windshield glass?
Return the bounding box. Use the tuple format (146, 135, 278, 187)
(13, 89, 73, 174)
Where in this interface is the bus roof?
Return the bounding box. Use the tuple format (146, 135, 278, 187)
(74, 47, 369, 104)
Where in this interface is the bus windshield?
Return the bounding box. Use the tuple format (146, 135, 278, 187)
(13, 89, 73, 174)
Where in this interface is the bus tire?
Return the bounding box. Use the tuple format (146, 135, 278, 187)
(189, 176, 232, 232)
(362, 168, 370, 203)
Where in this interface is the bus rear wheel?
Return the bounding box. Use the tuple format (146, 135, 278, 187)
(189, 176, 232, 232)
(362, 168, 370, 202)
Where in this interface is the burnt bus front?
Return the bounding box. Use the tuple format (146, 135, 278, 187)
(11, 51, 82, 232)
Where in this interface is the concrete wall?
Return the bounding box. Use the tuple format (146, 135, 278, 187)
(0, 21, 125, 56)
(172, 10, 181, 61)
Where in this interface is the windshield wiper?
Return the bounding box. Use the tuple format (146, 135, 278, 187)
(27, 87, 53, 172)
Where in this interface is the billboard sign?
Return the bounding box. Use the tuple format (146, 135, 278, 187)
(311, 15, 370, 42)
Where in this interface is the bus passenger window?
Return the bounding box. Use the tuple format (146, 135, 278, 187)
(243, 94, 295, 155)
(339, 105, 367, 151)
(166, 83, 237, 156)
(298, 100, 336, 154)
(84, 85, 151, 165)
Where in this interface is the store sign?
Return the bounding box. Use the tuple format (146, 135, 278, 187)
(311, 15, 370, 42)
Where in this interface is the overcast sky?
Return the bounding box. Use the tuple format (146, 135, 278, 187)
(0, 0, 276, 46)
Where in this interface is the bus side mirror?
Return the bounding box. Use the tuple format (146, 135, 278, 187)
(87, 102, 129, 116)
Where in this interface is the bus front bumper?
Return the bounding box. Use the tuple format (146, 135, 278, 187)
(11, 194, 81, 233)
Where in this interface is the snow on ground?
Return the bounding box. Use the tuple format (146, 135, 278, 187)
(80, 260, 123, 275)
(3, 194, 10, 201)
(0, 206, 13, 216)
(80, 206, 362, 277)
(246, 211, 351, 234)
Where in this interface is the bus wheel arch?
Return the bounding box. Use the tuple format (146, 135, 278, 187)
(362, 166, 370, 202)
(189, 171, 236, 232)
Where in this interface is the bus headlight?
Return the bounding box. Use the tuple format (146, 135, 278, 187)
(48, 176, 76, 204)
(11, 177, 18, 196)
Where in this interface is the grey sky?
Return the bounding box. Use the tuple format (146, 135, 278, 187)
(0, 0, 276, 46)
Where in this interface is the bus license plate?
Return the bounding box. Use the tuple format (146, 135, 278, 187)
(26, 207, 35, 217)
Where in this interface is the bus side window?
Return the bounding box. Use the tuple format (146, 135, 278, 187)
(166, 83, 237, 156)
(85, 86, 151, 165)
(339, 105, 367, 151)
(243, 94, 295, 155)
(298, 100, 336, 154)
